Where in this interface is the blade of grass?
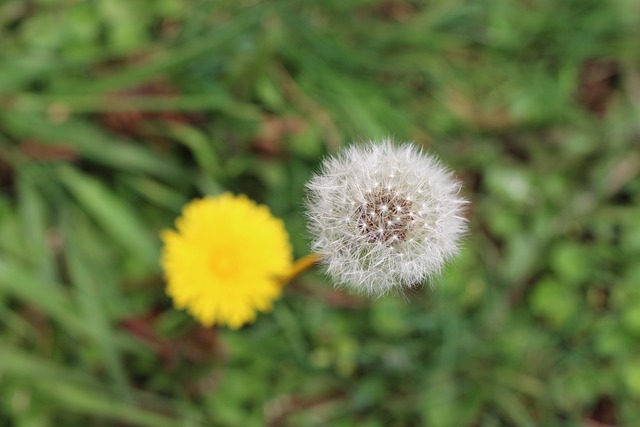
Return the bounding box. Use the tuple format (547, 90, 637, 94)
(1, 114, 184, 180)
(0, 343, 99, 386)
(0, 260, 88, 338)
(494, 388, 537, 427)
(124, 176, 190, 212)
(0, 346, 178, 427)
(166, 122, 223, 179)
(17, 169, 58, 283)
(272, 300, 308, 366)
(38, 382, 178, 427)
(84, 11, 261, 93)
(57, 165, 158, 268)
(10, 93, 260, 118)
(61, 204, 132, 400)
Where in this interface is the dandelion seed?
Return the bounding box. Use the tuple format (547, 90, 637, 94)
(305, 139, 467, 297)
(161, 193, 293, 328)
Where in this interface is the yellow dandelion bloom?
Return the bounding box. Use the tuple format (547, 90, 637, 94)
(161, 193, 293, 329)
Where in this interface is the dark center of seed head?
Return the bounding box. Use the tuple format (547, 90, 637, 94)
(354, 188, 416, 245)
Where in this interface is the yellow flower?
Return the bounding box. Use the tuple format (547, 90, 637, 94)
(161, 193, 293, 329)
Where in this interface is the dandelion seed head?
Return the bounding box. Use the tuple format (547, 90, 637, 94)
(305, 139, 467, 297)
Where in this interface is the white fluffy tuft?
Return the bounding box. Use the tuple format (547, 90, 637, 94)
(305, 139, 467, 297)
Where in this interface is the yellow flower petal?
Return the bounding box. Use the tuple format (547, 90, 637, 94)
(161, 193, 293, 328)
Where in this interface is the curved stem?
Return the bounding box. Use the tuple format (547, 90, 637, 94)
(281, 253, 321, 285)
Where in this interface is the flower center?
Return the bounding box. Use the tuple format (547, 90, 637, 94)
(355, 187, 416, 245)
(210, 255, 235, 279)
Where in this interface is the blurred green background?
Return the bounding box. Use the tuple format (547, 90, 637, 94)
(1, 0, 639, 425)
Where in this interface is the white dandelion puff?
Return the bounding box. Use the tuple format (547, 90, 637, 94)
(305, 139, 467, 297)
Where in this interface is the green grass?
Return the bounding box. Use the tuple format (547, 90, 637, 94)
(1, 0, 640, 425)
